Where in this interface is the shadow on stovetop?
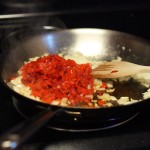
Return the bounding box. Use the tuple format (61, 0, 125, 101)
(20, 143, 150, 150)
(19, 126, 150, 150)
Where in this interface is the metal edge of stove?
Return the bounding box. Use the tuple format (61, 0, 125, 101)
(1, 0, 150, 20)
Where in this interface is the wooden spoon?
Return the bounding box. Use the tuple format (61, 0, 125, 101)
(92, 61, 150, 78)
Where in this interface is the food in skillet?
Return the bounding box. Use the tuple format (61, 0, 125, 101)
(9, 53, 150, 108)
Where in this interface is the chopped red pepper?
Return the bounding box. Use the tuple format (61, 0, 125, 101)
(20, 54, 94, 106)
(100, 82, 108, 89)
(111, 70, 118, 73)
(97, 100, 105, 106)
(96, 90, 104, 95)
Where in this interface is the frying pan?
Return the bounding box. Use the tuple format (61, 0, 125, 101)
(0, 28, 150, 149)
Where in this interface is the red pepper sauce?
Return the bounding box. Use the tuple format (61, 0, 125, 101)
(20, 54, 94, 106)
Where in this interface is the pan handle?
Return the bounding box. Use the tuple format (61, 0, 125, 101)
(0, 108, 63, 150)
